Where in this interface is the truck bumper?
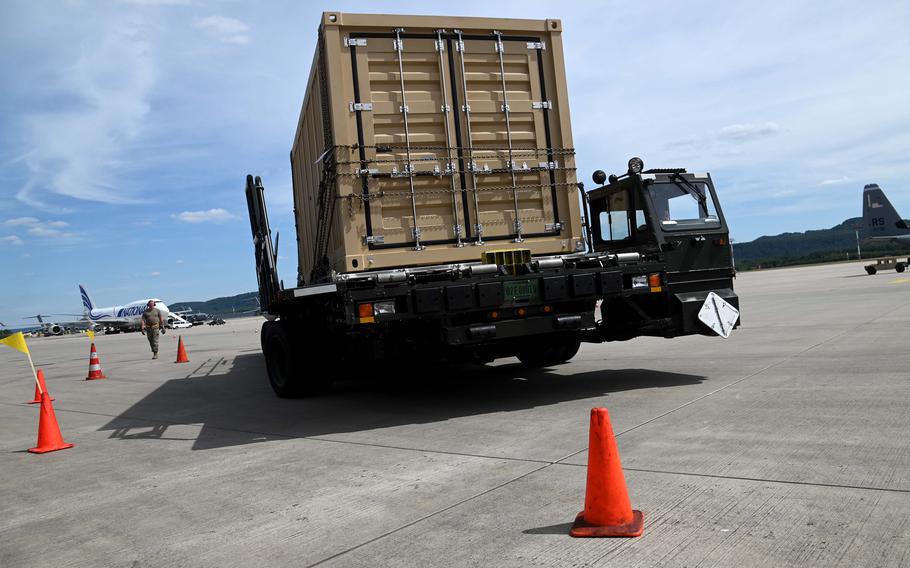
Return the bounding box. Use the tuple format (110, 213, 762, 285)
(443, 312, 595, 346)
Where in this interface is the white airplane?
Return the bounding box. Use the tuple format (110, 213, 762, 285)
(79, 284, 187, 331)
(862, 184, 910, 243)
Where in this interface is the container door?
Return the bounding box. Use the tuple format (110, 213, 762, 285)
(452, 32, 560, 244)
(348, 31, 560, 249)
(349, 32, 465, 249)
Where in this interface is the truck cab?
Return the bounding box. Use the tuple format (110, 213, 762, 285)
(586, 159, 739, 340)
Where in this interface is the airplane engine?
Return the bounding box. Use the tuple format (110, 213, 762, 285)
(48, 324, 64, 335)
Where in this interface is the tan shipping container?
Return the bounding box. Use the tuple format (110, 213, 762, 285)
(291, 12, 583, 284)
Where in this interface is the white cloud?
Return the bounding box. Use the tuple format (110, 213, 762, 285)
(819, 176, 850, 186)
(175, 259, 184, 264)
(2, 216, 76, 241)
(664, 122, 782, 153)
(14, 17, 156, 206)
(151, 271, 161, 276)
(172, 208, 236, 223)
(4, 217, 40, 227)
(2, 235, 24, 246)
(716, 122, 781, 143)
(194, 16, 250, 45)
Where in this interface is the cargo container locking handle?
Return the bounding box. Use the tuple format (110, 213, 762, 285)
(393, 28, 424, 251)
(435, 29, 464, 247)
(493, 30, 524, 243)
(455, 30, 484, 245)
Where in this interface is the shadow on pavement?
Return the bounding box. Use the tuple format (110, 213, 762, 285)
(99, 353, 705, 450)
(522, 522, 575, 535)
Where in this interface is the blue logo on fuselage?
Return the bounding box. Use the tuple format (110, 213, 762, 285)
(116, 305, 145, 318)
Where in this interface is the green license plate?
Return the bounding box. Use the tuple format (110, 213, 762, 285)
(503, 279, 539, 301)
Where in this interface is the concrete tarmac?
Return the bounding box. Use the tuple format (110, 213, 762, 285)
(1, 261, 909, 567)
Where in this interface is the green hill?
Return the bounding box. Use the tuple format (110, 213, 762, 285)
(734, 218, 910, 269)
(171, 291, 260, 316)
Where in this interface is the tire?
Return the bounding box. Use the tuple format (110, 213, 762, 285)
(260, 321, 330, 398)
(517, 336, 582, 368)
(865, 266, 877, 275)
(896, 263, 905, 273)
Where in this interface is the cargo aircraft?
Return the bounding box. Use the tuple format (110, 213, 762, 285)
(862, 184, 910, 243)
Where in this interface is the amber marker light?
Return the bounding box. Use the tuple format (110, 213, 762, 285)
(489, 311, 500, 319)
(648, 273, 663, 293)
(358, 303, 375, 323)
(516, 307, 527, 317)
(542, 305, 553, 313)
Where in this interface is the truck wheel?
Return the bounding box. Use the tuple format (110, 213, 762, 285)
(865, 266, 877, 275)
(896, 263, 906, 273)
(517, 337, 581, 368)
(260, 321, 329, 398)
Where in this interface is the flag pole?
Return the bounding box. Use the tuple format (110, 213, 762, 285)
(25, 350, 43, 394)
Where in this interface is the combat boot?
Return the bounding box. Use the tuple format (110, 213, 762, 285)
(152, 352, 158, 360)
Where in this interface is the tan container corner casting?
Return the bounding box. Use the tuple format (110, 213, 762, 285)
(291, 12, 582, 284)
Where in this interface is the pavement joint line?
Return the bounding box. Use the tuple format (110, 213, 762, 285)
(304, 461, 552, 568)
(618, 467, 910, 495)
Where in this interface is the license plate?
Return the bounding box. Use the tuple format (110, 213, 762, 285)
(503, 279, 539, 301)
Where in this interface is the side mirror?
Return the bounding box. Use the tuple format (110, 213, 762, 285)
(592, 170, 607, 185)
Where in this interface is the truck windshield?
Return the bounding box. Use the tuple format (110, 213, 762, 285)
(647, 180, 720, 230)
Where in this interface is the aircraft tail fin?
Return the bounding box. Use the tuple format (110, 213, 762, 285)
(79, 284, 94, 313)
(863, 184, 909, 238)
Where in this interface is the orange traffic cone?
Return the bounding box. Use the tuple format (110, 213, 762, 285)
(27, 368, 54, 404)
(85, 342, 106, 380)
(175, 335, 189, 363)
(28, 391, 74, 454)
(570, 408, 644, 537)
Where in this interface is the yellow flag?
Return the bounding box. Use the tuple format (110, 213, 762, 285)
(87, 330, 96, 341)
(0, 332, 29, 354)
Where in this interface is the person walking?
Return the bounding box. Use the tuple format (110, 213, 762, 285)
(140, 300, 166, 359)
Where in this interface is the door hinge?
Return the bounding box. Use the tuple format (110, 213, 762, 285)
(349, 102, 373, 112)
(344, 37, 367, 47)
(365, 235, 385, 245)
(527, 41, 546, 50)
(538, 161, 558, 170)
(546, 222, 563, 232)
(532, 101, 552, 110)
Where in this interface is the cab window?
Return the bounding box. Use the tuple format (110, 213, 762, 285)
(648, 180, 720, 230)
(594, 187, 648, 245)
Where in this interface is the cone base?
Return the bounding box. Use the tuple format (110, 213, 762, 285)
(85, 374, 106, 380)
(27, 397, 54, 404)
(569, 510, 644, 538)
(175, 360, 189, 364)
(28, 443, 74, 454)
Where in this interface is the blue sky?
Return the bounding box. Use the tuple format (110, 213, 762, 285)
(2, 1, 909, 326)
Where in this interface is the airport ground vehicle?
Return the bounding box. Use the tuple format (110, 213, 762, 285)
(864, 256, 909, 275)
(245, 13, 739, 397)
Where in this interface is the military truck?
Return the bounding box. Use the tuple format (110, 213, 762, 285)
(245, 12, 739, 397)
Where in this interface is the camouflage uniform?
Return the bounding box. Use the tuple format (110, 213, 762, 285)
(141, 307, 164, 357)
